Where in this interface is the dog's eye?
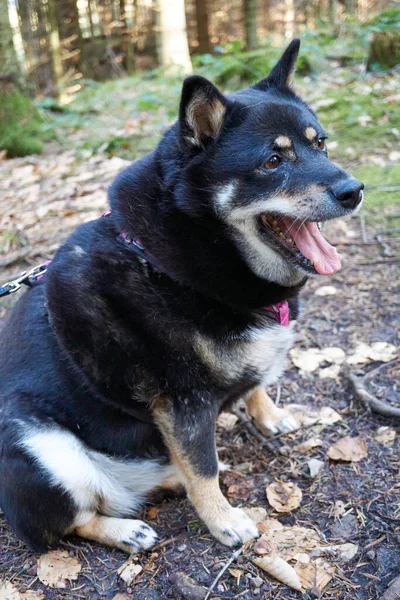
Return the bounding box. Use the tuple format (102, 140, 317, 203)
(264, 155, 282, 170)
(317, 138, 326, 150)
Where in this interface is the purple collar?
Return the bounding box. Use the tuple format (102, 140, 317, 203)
(103, 210, 290, 326)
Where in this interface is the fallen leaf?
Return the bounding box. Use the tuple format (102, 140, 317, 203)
(112, 595, 131, 600)
(217, 412, 238, 430)
(257, 518, 284, 535)
(332, 500, 346, 518)
(148, 506, 158, 520)
(244, 506, 267, 523)
(253, 556, 302, 591)
(294, 558, 335, 591)
(290, 347, 345, 373)
(254, 536, 274, 555)
(266, 481, 302, 513)
(37, 551, 81, 589)
(227, 478, 254, 501)
(308, 458, 324, 478)
(21, 593, 45, 600)
(169, 572, 206, 600)
(228, 568, 243, 582)
(0, 581, 20, 600)
(315, 285, 337, 296)
(286, 404, 342, 429)
(294, 437, 323, 452)
(311, 542, 358, 562)
(346, 342, 397, 365)
(319, 364, 341, 379)
(374, 426, 397, 446)
(117, 560, 143, 585)
(327, 436, 368, 462)
(329, 513, 359, 540)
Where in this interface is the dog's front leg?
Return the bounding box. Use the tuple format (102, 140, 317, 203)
(151, 397, 259, 547)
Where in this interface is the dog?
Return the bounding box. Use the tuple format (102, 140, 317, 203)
(0, 39, 363, 553)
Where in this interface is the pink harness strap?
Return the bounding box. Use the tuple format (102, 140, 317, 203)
(264, 300, 290, 326)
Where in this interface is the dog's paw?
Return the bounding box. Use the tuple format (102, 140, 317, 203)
(254, 407, 298, 436)
(117, 519, 158, 553)
(208, 507, 259, 547)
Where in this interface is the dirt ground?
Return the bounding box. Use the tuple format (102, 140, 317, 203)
(0, 148, 399, 600)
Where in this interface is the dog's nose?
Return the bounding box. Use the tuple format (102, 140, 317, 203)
(333, 179, 364, 210)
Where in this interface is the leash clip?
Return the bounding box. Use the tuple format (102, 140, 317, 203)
(0, 262, 50, 299)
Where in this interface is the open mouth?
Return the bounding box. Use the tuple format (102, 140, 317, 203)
(260, 214, 341, 275)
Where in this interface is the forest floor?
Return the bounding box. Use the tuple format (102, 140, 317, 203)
(0, 61, 399, 600)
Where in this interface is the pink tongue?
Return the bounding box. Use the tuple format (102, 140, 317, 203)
(282, 219, 342, 275)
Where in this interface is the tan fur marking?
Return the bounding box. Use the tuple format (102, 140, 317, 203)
(74, 515, 157, 553)
(305, 126, 317, 141)
(151, 399, 258, 546)
(274, 135, 292, 149)
(187, 97, 226, 145)
(245, 388, 283, 424)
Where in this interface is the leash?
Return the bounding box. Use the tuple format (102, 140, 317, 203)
(0, 211, 290, 326)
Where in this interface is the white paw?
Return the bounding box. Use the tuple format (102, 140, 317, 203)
(117, 519, 158, 553)
(208, 507, 259, 547)
(255, 408, 298, 436)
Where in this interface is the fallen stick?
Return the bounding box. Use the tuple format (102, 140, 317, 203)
(204, 546, 243, 600)
(349, 361, 400, 418)
(232, 406, 277, 455)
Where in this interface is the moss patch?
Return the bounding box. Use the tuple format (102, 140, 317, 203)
(0, 85, 45, 157)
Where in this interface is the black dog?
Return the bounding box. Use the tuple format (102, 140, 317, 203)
(0, 40, 363, 553)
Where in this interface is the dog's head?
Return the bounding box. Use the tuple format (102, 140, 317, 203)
(175, 39, 363, 286)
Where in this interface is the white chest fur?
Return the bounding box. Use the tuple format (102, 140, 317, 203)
(195, 320, 296, 386)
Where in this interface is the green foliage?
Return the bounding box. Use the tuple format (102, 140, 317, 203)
(0, 87, 44, 157)
(193, 45, 313, 89)
(368, 7, 400, 32)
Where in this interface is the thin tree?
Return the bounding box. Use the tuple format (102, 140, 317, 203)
(194, 0, 211, 54)
(157, 0, 192, 73)
(244, 0, 258, 50)
(46, 0, 64, 95)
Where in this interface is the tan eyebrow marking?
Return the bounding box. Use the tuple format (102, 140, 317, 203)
(274, 135, 292, 149)
(305, 126, 317, 141)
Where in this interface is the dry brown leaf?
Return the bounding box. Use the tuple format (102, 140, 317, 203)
(111, 595, 131, 600)
(228, 568, 243, 581)
(257, 518, 284, 535)
(117, 560, 143, 585)
(327, 436, 368, 462)
(0, 581, 20, 600)
(37, 550, 81, 589)
(244, 506, 267, 523)
(21, 593, 45, 600)
(286, 404, 341, 429)
(311, 543, 358, 562)
(148, 506, 158, 520)
(346, 342, 397, 365)
(290, 347, 345, 373)
(253, 556, 302, 591)
(254, 535, 274, 555)
(294, 437, 323, 452)
(374, 426, 397, 446)
(266, 481, 302, 513)
(217, 412, 238, 431)
(294, 558, 335, 591)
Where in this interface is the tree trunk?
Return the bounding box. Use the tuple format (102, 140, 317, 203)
(194, 0, 211, 54)
(0, 0, 43, 156)
(284, 0, 295, 39)
(156, 0, 192, 73)
(244, 0, 258, 50)
(328, 0, 337, 25)
(46, 0, 64, 96)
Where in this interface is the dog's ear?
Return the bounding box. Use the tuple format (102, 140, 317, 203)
(179, 76, 229, 149)
(253, 39, 300, 91)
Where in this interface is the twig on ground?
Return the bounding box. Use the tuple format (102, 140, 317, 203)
(204, 546, 243, 600)
(232, 406, 277, 454)
(349, 360, 400, 418)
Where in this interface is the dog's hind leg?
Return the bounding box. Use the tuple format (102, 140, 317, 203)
(73, 515, 158, 553)
(245, 387, 298, 435)
(4, 422, 167, 552)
